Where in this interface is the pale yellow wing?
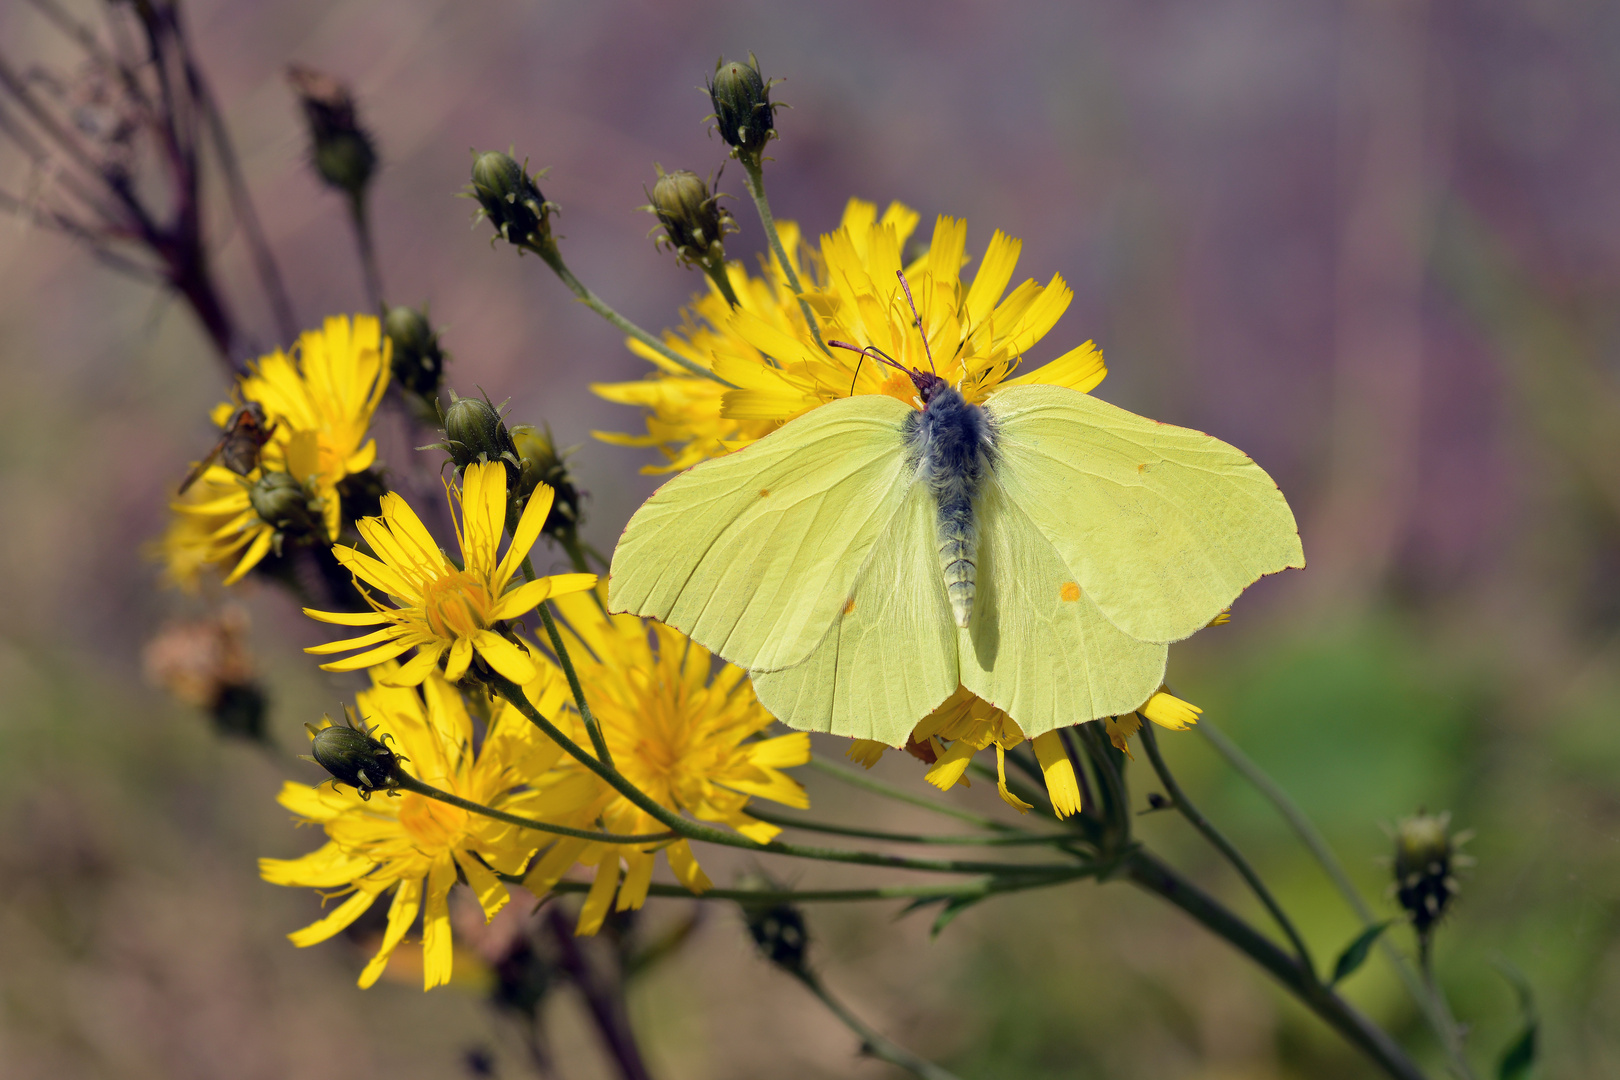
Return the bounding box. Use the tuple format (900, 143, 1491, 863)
(958, 473, 1168, 737)
(748, 480, 958, 744)
(608, 394, 916, 672)
(985, 383, 1304, 645)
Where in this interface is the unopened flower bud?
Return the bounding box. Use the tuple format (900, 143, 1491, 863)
(437, 391, 520, 481)
(286, 64, 377, 199)
(708, 55, 777, 160)
(645, 167, 735, 269)
(304, 710, 406, 799)
(1394, 810, 1470, 935)
(249, 471, 324, 545)
(512, 424, 583, 540)
(467, 150, 553, 249)
(384, 304, 449, 399)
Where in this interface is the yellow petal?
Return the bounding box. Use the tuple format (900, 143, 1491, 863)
(357, 875, 422, 988)
(615, 851, 656, 912)
(1141, 690, 1201, 731)
(473, 630, 538, 683)
(222, 528, 275, 586)
(576, 851, 621, 936)
(459, 462, 507, 575)
(288, 885, 380, 947)
(421, 857, 458, 990)
(452, 849, 509, 922)
(994, 744, 1034, 814)
(1031, 731, 1082, 819)
(305, 626, 401, 655)
(846, 739, 887, 768)
(379, 645, 446, 687)
(315, 639, 414, 672)
(664, 839, 712, 894)
(496, 483, 554, 587)
(442, 637, 474, 682)
(303, 607, 392, 627)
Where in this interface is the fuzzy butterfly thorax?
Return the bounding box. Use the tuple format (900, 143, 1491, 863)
(904, 379, 996, 629)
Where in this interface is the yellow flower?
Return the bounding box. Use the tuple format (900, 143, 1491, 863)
(155, 315, 388, 587)
(593, 198, 1108, 472)
(232, 313, 390, 542)
(261, 669, 562, 989)
(846, 687, 1201, 816)
(304, 462, 597, 686)
(520, 589, 811, 935)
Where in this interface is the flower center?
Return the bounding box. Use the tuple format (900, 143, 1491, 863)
(421, 569, 493, 639)
(397, 792, 468, 852)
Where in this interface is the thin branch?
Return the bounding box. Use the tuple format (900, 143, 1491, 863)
(744, 805, 1087, 847)
(393, 771, 676, 846)
(805, 757, 1029, 833)
(1194, 720, 1476, 1079)
(790, 966, 962, 1080)
(1138, 718, 1318, 976)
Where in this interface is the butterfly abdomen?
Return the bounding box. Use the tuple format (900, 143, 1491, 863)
(907, 385, 995, 629)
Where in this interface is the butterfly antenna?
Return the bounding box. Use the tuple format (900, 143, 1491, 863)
(896, 270, 937, 373)
(828, 340, 909, 393)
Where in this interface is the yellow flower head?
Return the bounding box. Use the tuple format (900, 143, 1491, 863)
(846, 686, 1201, 817)
(305, 462, 597, 686)
(521, 589, 811, 935)
(234, 313, 390, 541)
(155, 315, 388, 587)
(593, 198, 1108, 472)
(260, 669, 562, 989)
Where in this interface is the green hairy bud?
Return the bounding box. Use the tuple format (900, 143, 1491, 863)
(467, 150, 553, 249)
(645, 166, 735, 269)
(708, 55, 777, 160)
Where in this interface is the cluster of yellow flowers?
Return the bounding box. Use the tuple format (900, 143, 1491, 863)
(154, 199, 1202, 991)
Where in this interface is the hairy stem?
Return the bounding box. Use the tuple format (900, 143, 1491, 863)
(393, 772, 674, 845)
(1139, 719, 1318, 977)
(1124, 848, 1429, 1080)
(790, 966, 962, 1080)
(484, 668, 1084, 876)
(739, 158, 826, 353)
(805, 757, 1029, 833)
(1194, 721, 1476, 1078)
(744, 805, 1088, 848)
(530, 238, 732, 386)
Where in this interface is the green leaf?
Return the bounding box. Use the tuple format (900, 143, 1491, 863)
(1492, 956, 1539, 1080)
(1330, 920, 1394, 985)
(1498, 1025, 1537, 1080)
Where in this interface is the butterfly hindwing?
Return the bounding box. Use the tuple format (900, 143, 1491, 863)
(985, 383, 1304, 645)
(958, 473, 1168, 738)
(749, 479, 958, 745)
(609, 394, 917, 672)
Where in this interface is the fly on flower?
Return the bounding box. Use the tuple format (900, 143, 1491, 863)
(177, 400, 277, 494)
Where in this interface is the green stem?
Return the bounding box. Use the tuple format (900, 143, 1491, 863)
(1075, 722, 1133, 851)
(393, 772, 674, 846)
(700, 258, 743, 308)
(740, 158, 826, 354)
(806, 757, 1028, 833)
(529, 237, 733, 386)
(1138, 719, 1318, 977)
(536, 601, 614, 767)
(348, 190, 384, 314)
(1194, 721, 1476, 1079)
(484, 668, 1077, 877)
(1124, 848, 1430, 1080)
(744, 805, 1087, 848)
(789, 966, 963, 1080)
(527, 874, 1089, 905)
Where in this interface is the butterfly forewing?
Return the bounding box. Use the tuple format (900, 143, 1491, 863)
(609, 395, 919, 672)
(984, 384, 1304, 645)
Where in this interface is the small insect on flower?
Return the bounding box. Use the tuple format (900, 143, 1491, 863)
(177, 400, 276, 494)
(303, 707, 408, 800)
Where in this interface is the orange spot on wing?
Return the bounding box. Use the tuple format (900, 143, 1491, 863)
(1060, 582, 1081, 602)
(843, 597, 856, 615)
(1137, 463, 1149, 473)
(759, 488, 770, 497)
